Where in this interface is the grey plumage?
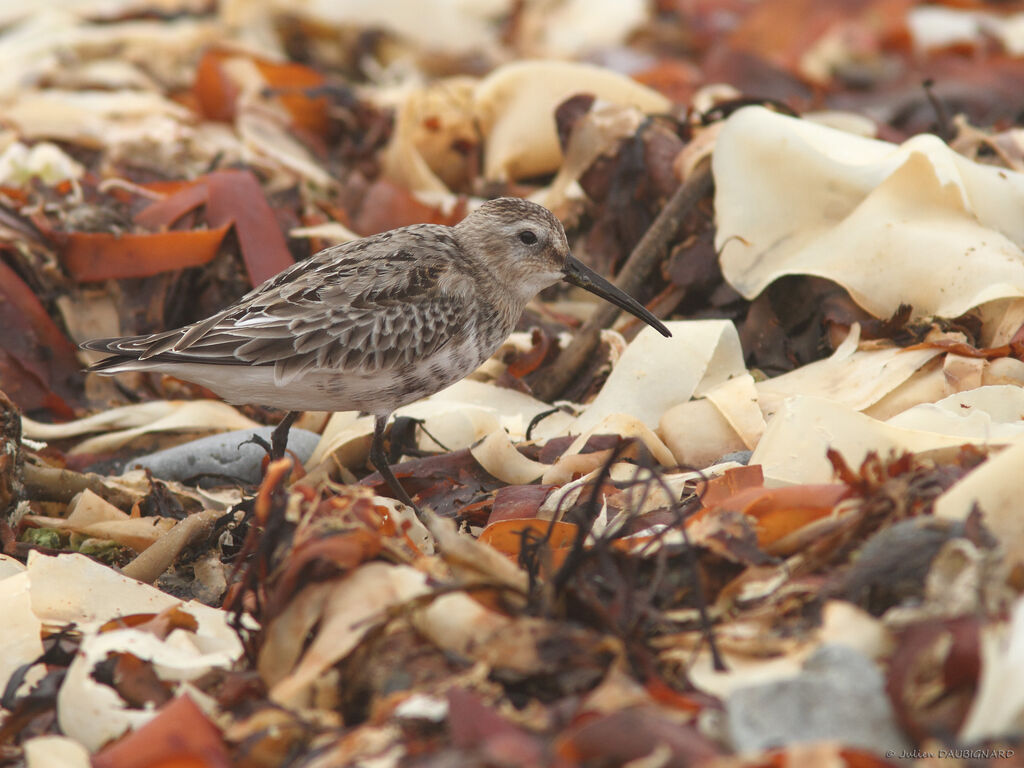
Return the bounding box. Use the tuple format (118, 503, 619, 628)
(83, 197, 670, 507)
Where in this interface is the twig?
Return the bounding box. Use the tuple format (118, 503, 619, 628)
(525, 407, 561, 441)
(22, 462, 136, 510)
(534, 157, 714, 401)
(647, 467, 725, 672)
(121, 506, 224, 583)
(550, 441, 628, 596)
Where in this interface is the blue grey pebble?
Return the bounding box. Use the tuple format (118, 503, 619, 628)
(718, 450, 752, 465)
(726, 644, 910, 755)
(126, 427, 320, 486)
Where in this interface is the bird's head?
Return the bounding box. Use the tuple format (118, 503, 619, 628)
(454, 197, 670, 337)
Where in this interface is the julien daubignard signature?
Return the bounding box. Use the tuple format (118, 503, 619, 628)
(886, 748, 1015, 760)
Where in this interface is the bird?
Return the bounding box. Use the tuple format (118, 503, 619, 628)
(82, 197, 671, 510)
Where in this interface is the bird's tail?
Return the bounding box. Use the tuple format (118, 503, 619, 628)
(80, 330, 182, 372)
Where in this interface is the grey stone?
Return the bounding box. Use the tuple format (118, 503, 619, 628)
(126, 427, 320, 486)
(718, 450, 752, 465)
(726, 644, 910, 755)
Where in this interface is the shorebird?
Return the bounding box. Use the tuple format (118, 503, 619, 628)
(83, 197, 670, 509)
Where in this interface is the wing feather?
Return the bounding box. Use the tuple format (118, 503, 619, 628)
(84, 226, 478, 381)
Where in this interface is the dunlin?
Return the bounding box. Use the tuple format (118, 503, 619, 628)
(83, 197, 670, 508)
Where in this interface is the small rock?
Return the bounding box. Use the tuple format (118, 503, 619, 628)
(726, 644, 910, 755)
(718, 450, 752, 465)
(127, 427, 320, 486)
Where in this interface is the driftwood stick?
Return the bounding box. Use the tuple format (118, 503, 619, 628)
(534, 157, 714, 402)
(122, 506, 223, 583)
(22, 462, 136, 510)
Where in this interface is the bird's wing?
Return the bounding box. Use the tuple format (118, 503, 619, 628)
(84, 227, 480, 385)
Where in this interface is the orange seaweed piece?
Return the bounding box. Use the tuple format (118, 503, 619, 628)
(254, 59, 329, 137)
(700, 464, 765, 507)
(487, 485, 556, 525)
(0, 187, 29, 205)
(92, 694, 231, 768)
(906, 337, 1024, 362)
(644, 677, 706, 714)
(506, 328, 552, 378)
(204, 171, 295, 285)
(62, 225, 230, 282)
(696, 482, 848, 548)
(353, 179, 468, 235)
(98, 606, 199, 638)
(193, 49, 240, 122)
(132, 178, 211, 230)
(194, 49, 328, 136)
(479, 518, 579, 571)
(104, 179, 197, 206)
(133, 170, 294, 286)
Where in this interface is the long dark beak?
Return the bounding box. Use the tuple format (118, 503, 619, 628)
(562, 255, 671, 338)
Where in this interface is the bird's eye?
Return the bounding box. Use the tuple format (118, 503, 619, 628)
(518, 230, 538, 245)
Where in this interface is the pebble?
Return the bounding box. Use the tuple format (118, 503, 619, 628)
(126, 427, 320, 486)
(726, 644, 910, 755)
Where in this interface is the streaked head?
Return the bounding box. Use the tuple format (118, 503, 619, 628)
(455, 197, 570, 297)
(454, 197, 670, 337)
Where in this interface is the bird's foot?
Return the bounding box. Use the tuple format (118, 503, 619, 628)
(239, 411, 299, 466)
(268, 411, 300, 462)
(240, 433, 273, 455)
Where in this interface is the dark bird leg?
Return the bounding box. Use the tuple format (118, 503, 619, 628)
(269, 411, 300, 461)
(370, 414, 418, 511)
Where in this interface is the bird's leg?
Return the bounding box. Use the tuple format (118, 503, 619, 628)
(269, 411, 300, 462)
(370, 414, 419, 511)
